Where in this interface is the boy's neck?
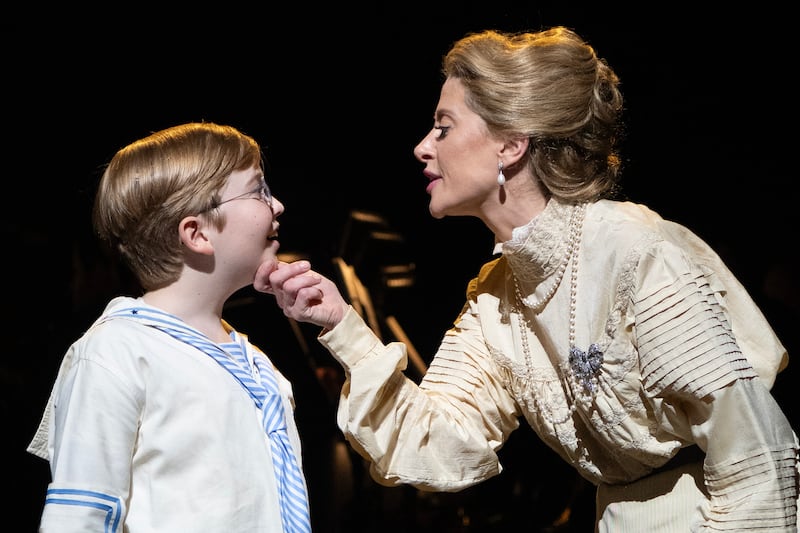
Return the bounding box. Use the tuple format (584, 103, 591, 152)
(142, 286, 231, 343)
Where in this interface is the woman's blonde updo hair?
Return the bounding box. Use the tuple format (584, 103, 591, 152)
(443, 26, 624, 201)
(92, 122, 263, 291)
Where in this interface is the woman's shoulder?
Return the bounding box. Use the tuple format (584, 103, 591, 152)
(590, 199, 666, 230)
(587, 200, 700, 256)
(590, 199, 725, 265)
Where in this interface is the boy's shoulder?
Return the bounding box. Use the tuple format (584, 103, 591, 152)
(70, 296, 166, 357)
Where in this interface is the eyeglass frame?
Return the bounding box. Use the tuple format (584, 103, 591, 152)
(212, 176, 273, 211)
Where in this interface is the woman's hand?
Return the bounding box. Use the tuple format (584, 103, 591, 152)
(254, 260, 349, 330)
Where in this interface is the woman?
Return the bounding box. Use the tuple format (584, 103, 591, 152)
(260, 27, 798, 531)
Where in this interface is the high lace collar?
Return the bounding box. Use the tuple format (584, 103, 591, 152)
(501, 197, 580, 284)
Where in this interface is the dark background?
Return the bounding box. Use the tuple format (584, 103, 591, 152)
(4, 3, 797, 531)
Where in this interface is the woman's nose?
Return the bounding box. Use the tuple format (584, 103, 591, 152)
(413, 130, 435, 162)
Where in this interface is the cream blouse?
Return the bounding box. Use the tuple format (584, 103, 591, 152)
(319, 198, 798, 530)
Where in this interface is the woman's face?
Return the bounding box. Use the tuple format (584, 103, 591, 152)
(413, 77, 503, 219)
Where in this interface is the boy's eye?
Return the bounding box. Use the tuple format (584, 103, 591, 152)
(434, 125, 451, 139)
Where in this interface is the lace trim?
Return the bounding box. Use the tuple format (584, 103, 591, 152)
(503, 198, 576, 283)
(491, 217, 677, 459)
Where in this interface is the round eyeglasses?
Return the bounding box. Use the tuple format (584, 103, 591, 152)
(214, 177, 273, 211)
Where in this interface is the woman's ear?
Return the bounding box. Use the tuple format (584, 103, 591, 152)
(500, 136, 530, 167)
(178, 216, 214, 255)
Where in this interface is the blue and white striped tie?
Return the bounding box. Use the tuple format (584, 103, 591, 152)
(105, 306, 312, 533)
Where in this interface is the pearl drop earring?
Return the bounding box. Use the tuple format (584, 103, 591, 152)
(497, 161, 506, 186)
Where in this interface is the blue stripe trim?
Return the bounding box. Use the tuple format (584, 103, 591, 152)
(106, 307, 267, 405)
(103, 306, 311, 532)
(45, 488, 122, 532)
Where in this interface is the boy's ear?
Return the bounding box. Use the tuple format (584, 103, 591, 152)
(178, 216, 214, 255)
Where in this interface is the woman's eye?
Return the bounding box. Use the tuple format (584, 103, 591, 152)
(434, 125, 451, 139)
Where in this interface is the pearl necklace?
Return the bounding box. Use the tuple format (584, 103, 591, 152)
(513, 209, 581, 312)
(514, 203, 603, 425)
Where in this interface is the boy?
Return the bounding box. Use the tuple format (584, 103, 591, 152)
(28, 122, 311, 532)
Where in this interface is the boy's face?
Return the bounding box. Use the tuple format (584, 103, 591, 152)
(208, 166, 285, 289)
